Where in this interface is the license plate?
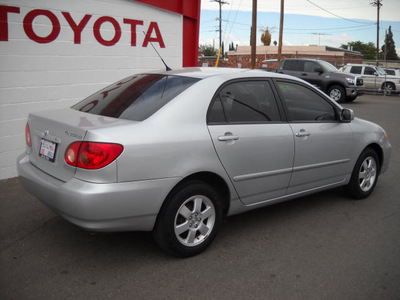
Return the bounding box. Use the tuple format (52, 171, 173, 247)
(39, 139, 57, 162)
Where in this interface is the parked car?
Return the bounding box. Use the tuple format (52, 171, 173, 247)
(273, 58, 365, 102)
(17, 68, 391, 257)
(340, 64, 400, 94)
(383, 68, 400, 77)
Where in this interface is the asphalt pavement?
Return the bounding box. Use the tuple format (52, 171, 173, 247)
(1, 93, 399, 300)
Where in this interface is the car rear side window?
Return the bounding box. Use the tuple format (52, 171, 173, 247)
(282, 60, 304, 71)
(208, 80, 281, 124)
(350, 66, 362, 74)
(72, 74, 199, 121)
(276, 81, 337, 122)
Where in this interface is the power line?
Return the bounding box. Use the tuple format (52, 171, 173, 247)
(305, 0, 375, 25)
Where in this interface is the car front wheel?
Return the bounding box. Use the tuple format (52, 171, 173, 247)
(153, 180, 222, 257)
(327, 85, 345, 103)
(345, 148, 379, 199)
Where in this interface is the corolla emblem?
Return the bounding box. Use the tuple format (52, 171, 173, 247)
(65, 130, 83, 139)
(43, 130, 49, 136)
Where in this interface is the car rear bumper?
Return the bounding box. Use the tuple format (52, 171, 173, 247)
(17, 153, 180, 232)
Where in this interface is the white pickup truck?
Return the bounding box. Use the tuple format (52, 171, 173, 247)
(340, 64, 400, 95)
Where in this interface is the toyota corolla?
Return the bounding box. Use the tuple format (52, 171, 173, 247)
(17, 68, 391, 257)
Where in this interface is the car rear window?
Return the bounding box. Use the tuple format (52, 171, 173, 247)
(72, 74, 199, 121)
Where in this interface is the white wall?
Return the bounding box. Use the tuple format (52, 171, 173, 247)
(0, 0, 183, 179)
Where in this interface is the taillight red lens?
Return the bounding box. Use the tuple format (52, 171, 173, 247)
(65, 142, 123, 169)
(25, 123, 32, 147)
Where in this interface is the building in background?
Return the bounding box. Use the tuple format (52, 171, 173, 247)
(0, 0, 200, 179)
(199, 45, 363, 69)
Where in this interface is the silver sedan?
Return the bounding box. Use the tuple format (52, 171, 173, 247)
(17, 68, 391, 257)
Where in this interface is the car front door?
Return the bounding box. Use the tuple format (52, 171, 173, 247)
(303, 61, 325, 90)
(207, 80, 294, 205)
(275, 80, 354, 194)
(362, 66, 380, 90)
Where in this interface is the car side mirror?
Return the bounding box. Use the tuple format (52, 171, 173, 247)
(340, 108, 354, 123)
(374, 72, 378, 76)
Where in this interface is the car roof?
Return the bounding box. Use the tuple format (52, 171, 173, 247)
(147, 67, 297, 81)
(281, 58, 321, 62)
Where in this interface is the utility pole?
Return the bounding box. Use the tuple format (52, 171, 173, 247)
(277, 0, 284, 63)
(251, 0, 257, 68)
(213, 0, 228, 58)
(370, 0, 382, 66)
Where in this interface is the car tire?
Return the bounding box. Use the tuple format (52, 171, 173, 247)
(345, 148, 380, 200)
(153, 180, 223, 257)
(327, 85, 346, 103)
(383, 82, 395, 95)
(345, 96, 356, 103)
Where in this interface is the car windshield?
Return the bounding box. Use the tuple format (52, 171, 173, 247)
(72, 74, 199, 121)
(318, 60, 338, 72)
(376, 67, 387, 75)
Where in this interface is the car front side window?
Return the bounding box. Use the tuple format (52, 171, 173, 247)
(276, 81, 337, 122)
(364, 67, 376, 75)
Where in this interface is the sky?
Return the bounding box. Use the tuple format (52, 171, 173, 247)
(199, 0, 400, 55)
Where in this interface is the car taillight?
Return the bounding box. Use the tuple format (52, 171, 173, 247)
(65, 142, 123, 169)
(25, 123, 32, 147)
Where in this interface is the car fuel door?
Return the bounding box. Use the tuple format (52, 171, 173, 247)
(207, 80, 294, 205)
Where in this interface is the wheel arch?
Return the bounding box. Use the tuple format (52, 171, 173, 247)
(155, 172, 231, 227)
(326, 81, 345, 92)
(364, 143, 384, 174)
(381, 81, 396, 90)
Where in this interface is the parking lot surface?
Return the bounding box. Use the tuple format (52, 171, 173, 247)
(1, 93, 399, 299)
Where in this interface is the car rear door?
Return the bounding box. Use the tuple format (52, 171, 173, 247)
(207, 79, 294, 205)
(274, 80, 353, 194)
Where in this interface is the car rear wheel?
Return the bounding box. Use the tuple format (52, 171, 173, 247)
(383, 82, 395, 95)
(153, 180, 222, 257)
(327, 85, 345, 103)
(345, 148, 379, 199)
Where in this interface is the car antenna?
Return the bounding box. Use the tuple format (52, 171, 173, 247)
(143, 31, 172, 71)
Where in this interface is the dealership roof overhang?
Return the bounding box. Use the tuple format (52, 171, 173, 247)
(134, 0, 201, 67)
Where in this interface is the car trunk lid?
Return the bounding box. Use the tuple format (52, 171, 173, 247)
(26, 108, 130, 182)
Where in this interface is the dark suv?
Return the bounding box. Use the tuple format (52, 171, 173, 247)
(276, 58, 364, 102)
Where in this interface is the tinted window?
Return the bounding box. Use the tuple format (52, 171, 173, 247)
(283, 60, 304, 71)
(364, 67, 376, 75)
(277, 81, 337, 122)
(350, 66, 362, 74)
(385, 69, 395, 76)
(304, 61, 318, 72)
(72, 75, 199, 121)
(208, 81, 281, 124)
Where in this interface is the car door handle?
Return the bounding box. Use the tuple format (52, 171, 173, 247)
(301, 73, 308, 76)
(295, 130, 310, 137)
(218, 134, 239, 141)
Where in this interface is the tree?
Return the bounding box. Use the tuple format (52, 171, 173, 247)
(381, 26, 399, 60)
(340, 41, 376, 59)
(199, 44, 217, 57)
